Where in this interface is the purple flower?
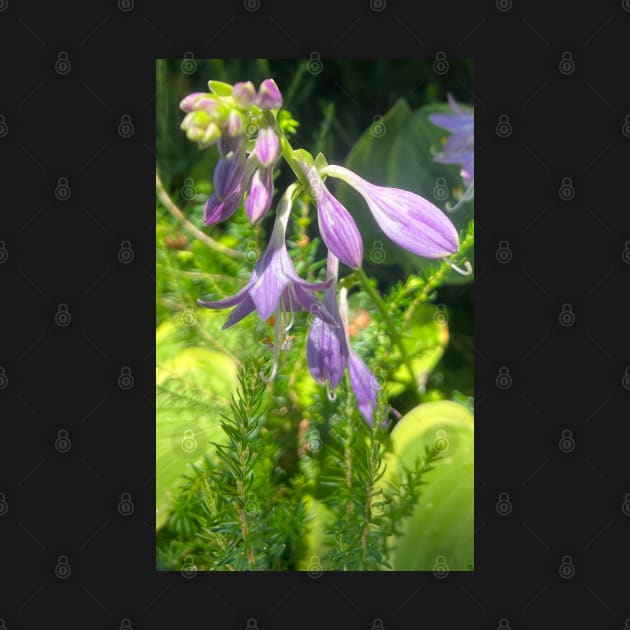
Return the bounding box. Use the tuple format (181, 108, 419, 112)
(245, 166, 274, 223)
(199, 184, 335, 377)
(256, 79, 283, 110)
(306, 254, 380, 424)
(429, 94, 474, 187)
(205, 139, 257, 225)
(307, 254, 347, 390)
(304, 166, 364, 269)
(254, 126, 280, 168)
(321, 165, 459, 260)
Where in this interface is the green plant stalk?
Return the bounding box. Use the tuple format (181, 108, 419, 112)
(355, 268, 420, 399)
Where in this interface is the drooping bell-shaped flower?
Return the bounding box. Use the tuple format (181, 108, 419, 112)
(306, 254, 379, 424)
(204, 137, 257, 225)
(306, 253, 347, 392)
(321, 165, 459, 260)
(303, 165, 364, 269)
(199, 183, 335, 378)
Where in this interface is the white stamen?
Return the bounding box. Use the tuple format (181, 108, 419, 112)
(326, 383, 337, 402)
(444, 258, 473, 276)
(446, 181, 474, 212)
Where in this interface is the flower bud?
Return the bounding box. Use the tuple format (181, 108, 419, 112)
(232, 81, 256, 109)
(199, 122, 221, 147)
(256, 79, 283, 110)
(254, 126, 280, 167)
(179, 92, 205, 112)
(226, 110, 244, 138)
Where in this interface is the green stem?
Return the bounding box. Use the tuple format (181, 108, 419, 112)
(355, 268, 419, 400)
(264, 112, 312, 192)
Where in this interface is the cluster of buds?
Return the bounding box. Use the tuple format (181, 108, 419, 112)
(179, 78, 471, 424)
(180, 79, 283, 223)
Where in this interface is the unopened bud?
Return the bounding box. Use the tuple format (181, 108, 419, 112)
(232, 81, 256, 109)
(179, 92, 204, 112)
(256, 78, 283, 110)
(226, 110, 244, 138)
(199, 122, 221, 147)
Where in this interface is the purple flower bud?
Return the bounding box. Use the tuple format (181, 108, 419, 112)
(256, 79, 283, 110)
(204, 192, 243, 225)
(254, 127, 280, 167)
(245, 167, 274, 223)
(305, 167, 363, 268)
(323, 165, 459, 259)
(179, 92, 205, 112)
(232, 81, 256, 109)
(199, 122, 221, 147)
(226, 110, 244, 138)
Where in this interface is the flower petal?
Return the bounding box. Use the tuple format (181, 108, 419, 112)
(254, 127, 280, 168)
(348, 351, 379, 425)
(203, 192, 243, 225)
(222, 293, 257, 329)
(315, 184, 363, 268)
(307, 317, 347, 389)
(323, 166, 459, 259)
(245, 167, 274, 223)
(249, 249, 291, 320)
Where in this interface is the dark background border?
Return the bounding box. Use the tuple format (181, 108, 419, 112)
(2, 1, 630, 629)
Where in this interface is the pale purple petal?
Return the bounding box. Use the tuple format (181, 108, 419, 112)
(256, 79, 283, 110)
(291, 284, 337, 327)
(179, 92, 205, 112)
(254, 127, 280, 168)
(245, 167, 274, 223)
(316, 185, 363, 268)
(323, 166, 459, 259)
(197, 276, 255, 310)
(348, 351, 379, 425)
(307, 316, 347, 389)
(249, 248, 291, 320)
(203, 192, 243, 225)
(221, 294, 257, 329)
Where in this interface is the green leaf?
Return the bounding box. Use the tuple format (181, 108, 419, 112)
(386, 302, 449, 397)
(156, 326, 238, 530)
(380, 400, 474, 570)
(207, 80, 233, 96)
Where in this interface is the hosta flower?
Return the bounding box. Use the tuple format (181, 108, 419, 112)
(199, 184, 334, 378)
(256, 79, 283, 110)
(429, 94, 474, 209)
(306, 254, 347, 391)
(245, 166, 274, 223)
(321, 165, 459, 260)
(303, 165, 364, 269)
(306, 253, 379, 424)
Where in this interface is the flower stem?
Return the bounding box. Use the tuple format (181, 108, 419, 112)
(355, 267, 420, 400)
(264, 112, 313, 193)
